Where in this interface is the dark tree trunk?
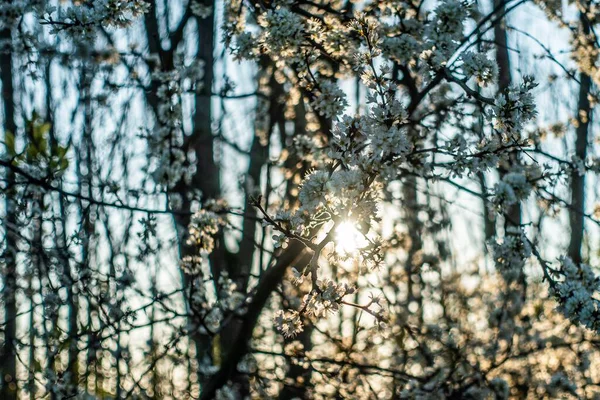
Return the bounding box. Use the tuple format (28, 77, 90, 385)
(494, 0, 520, 230)
(0, 26, 18, 400)
(568, 11, 592, 264)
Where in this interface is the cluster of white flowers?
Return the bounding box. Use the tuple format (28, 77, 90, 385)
(570, 30, 600, 84)
(356, 69, 411, 163)
(187, 209, 226, 254)
(492, 76, 538, 136)
(551, 257, 600, 333)
(291, 166, 378, 238)
(307, 15, 353, 58)
(310, 80, 348, 118)
(93, 0, 149, 28)
(181, 255, 204, 275)
(231, 31, 257, 60)
(43, 1, 149, 42)
(16, 0, 600, 397)
(292, 134, 322, 161)
(461, 52, 498, 87)
(493, 171, 533, 212)
(220, 0, 558, 371)
(257, 7, 305, 61)
(492, 227, 532, 281)
(423, 0, 470, 64)
(297, 170, 330, 212)
(274, 278, 361, 337)
(147, 70, 191, 189)
(444, 135, 520, 178)
(303, 279, 356, 316)
(382, 35, 421, 65)
(218, 276, 247, 312)
(146, 56, 207, 190)
(189, 272, 247, 336)
(274, 309, 303, 338)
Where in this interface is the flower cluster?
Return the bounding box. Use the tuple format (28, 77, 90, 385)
(190, 273, 247, 335)
(492, 227, 532, 281)
(382, 35, 422, 65)
(551, 257, 600, 333)
(274, 309, 304, 338)
(187, 209, 226, 254)
(492, 76, 538, 136)
(147, 68, 201, 189)
(310, 80, 348, 118)
(493, 171, 533, 212)
(423, 0, 471, 64)
(307, 15, 354, 59)
(304, 279, 356, 316)
(257, 7, 305, 61)
(218, 275, 247, 312)
(43, 1, 149, 42)
(461, 51, 498, 87)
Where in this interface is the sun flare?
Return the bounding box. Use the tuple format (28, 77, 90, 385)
(335, 221, 364, 255)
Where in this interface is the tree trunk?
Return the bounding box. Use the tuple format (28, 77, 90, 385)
(568, 12, 592, 264)
(494, 0, 520, 230)
(0, 26, 18, 400)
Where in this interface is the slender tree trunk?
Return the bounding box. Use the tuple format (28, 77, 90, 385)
(278, 96, 316, 400)
(492, 0, 533, 311)
(219, 60, 274, 397)
(143, 0, 220, 388)
(78, 67, 96, 395)
(150, 272, 159, 398)
(186, 4, 223, 387)
(200, 241, 310, 400)
(475, 41, 495, 243)
(63, 219, 79, 395)
(479, 172, 496, 241)
(403, 175, 424, 323)
(494, 0, 520, 230)
(27, 274, 35, 400)
(568, 12, 592, 264)
(0, 26, 18, 400)
(38, 272, 57, 400)
(494, 2, 512, 92)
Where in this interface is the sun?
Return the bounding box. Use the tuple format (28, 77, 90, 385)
(335, 220, 364, 255)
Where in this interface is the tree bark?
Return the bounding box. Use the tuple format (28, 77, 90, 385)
(568, 12, 592, 264)
(0, 26, 18, 400)
(494, 0, 520, 230)
(200, 241, 309, 400)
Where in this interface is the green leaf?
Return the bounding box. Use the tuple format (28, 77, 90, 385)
(4, 131, 15, 156)
(59, 156, 69, 171)
(26, 144, 38, 160)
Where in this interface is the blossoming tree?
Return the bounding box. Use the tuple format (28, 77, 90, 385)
(1, 0, 600, 399)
